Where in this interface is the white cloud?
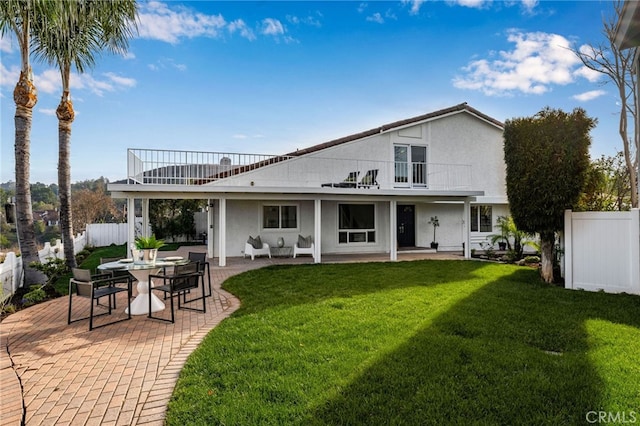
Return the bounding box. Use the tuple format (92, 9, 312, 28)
(0, 34, 15, 53)
(261, 18, 285, 36)
(286, 13, 322, 28)
(453, 0, 487, 8)
(366, 13, 385, 24)
(573, 90, 606, 102)
(228, 19, 256, 41)
(137, 1, 227, 44)
(38, 108, 57, 116)
(453, 30, 589, 96)
(147, 58, 187, 73)
(122, 51, 136, 60)
(0, 63, 20, 89)
(36, 69, 62, 94)
(233, 134, 248, 140)
(104, 72, 137, 88)
(402, 0, 426, 15)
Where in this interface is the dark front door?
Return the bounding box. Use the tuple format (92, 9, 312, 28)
(397, 205, 415, 247)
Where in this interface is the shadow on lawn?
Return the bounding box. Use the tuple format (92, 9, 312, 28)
(309, 268, 640, 425)
(223, 260, 494, 315)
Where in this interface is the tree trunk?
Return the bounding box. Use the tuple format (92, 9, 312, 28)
(539, 231, 555, 284)
(13, 71, 46, 286)
(57, 96, 77, 269)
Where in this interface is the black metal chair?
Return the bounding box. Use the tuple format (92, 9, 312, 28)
(188, 252, 212, 297)
(99, 257, 134, 308)
(148, 262, 206, 323)
(68, 268, 132, 331)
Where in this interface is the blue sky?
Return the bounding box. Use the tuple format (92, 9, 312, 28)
(0, 0, 623, 184)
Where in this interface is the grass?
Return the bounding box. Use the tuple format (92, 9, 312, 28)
(166, 260, 640, 425)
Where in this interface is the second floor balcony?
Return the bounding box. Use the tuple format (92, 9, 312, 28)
(126, 148, 474, 192)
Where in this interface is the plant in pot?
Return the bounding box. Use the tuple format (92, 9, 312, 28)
(428, 216, 439, 250)
(134, 235, 165, 265)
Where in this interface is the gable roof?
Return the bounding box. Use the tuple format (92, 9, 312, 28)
(287, 103, 504, 157)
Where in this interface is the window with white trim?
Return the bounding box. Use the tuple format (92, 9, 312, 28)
(338, 203, 376, 244)
(470, 205, 492, 232)
(263, 205, 297, 229)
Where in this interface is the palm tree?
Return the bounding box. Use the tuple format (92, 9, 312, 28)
(0, 0, 48, 285)
(31, 0, 137, 269)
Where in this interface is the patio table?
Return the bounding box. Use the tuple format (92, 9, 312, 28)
(98, 257, 189, 315)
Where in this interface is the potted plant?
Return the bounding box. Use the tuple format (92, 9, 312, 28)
(134, 235, 165, 265)
(428, 216, 439, 250)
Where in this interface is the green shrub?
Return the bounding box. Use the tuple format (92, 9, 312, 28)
(29, 258, 70, 286)
(22, 285, 46, 306)
(524, 255, 541, 264)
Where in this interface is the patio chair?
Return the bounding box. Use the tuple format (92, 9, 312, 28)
(188, 251, 212, 297)
(99, 256, 134, 308)
(68, 268, 132, 331)
(293, 234, 314, 258)
(358, 169, 379, 188)
(321, 171, 359, 188)
(245, 236, 271, 260)
(148, 262, 206, 323)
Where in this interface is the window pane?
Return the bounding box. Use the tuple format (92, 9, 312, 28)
(339, 204, 374, 229)
(367, 231, 376, 242)
(411, 146, 426, 163)
(470, 206, 478, 232)
(281, 206, 297, 228)
(263, 206, 279, 228)
(339, 232, 347, 244)
(394, 145, 408, 183)
(480, 206, 492, 232)
(349, 232, 367, 243)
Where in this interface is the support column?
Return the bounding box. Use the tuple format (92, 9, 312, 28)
(463, 199, 471, 259)
(314, 199, 322, 263)
(127, 197, 135, 257)
(218, 197, 226, 267)
(207, 199, 214, 259)
(141, 198, 150, 237)
(390, 200, 397, 261)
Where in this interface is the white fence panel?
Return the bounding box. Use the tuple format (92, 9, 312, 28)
(87, 223, 129, 247)
(564, 209, 640, 295)
(1, 252, 23, 299)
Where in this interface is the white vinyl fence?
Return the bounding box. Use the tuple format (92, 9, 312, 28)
(86, 223, 129, 247)
(1, 231, 87, 298)
(564, 209, 640, 295)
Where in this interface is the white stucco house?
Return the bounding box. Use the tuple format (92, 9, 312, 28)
(108, 103, 509, 267)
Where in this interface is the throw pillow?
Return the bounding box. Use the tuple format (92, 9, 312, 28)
(253, 235, 262, 249)
(248, 236, 262, 249)
(298, 234, 312, 249)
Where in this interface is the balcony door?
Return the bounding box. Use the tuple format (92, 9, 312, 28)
(394, 144, 427, 188)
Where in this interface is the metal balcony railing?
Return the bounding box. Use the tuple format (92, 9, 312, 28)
(126, 148, 473, 191)
(127, 149, 294, 185)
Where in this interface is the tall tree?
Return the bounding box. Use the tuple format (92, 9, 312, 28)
(0, 0, 47, 285)
(578, 151, 631, 211)
(504, 107, 596, 283)
(573, 0, 638, 208)
(32, 0, 137, 268)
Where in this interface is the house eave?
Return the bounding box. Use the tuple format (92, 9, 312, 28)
(615, 0, 640, 50)
(108, 183, 483, 201)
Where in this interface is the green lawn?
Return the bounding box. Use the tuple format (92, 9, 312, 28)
(166, 260, 640, 425)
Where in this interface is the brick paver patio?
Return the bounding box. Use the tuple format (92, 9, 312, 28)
(1, 248, 459, 425)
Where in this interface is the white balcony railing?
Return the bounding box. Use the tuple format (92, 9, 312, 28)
(126, 148, 473, 191)
(127, 149, 294, 185)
